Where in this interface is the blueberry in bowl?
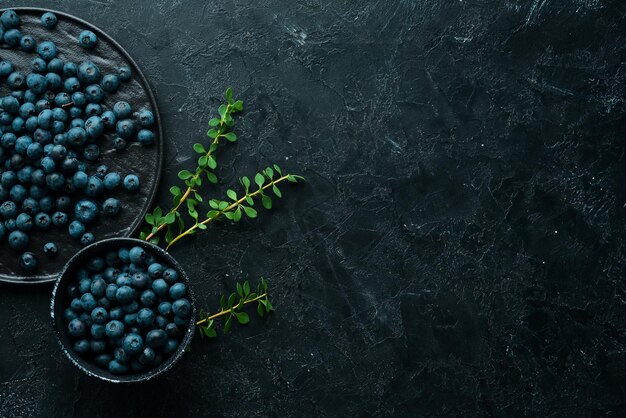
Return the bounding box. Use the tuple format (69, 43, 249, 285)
(51, 238, 195, 383)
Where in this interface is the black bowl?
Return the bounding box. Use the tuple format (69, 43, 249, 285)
(51, 238, 196, 383)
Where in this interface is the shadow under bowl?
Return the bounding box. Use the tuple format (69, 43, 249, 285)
(51, 237, 196, 383)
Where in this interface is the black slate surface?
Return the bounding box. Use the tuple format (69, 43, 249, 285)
(1, 0, 626, 416)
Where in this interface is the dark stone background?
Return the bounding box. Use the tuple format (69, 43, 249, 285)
(1, 0, 626, 416)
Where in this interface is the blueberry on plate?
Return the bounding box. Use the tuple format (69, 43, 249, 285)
(78, 30, 97, 49)
(68, 319, 86, 337)
(43, 242, 58, 257)
(1, 10, 21, 29)
(145, 329, 167, 348)
(172, 298, 191, 318)
(41, 12, 58, 29)
(105, 320, 125, 339)
(19, 252, 38, 271)
(122, 333, 143, 355)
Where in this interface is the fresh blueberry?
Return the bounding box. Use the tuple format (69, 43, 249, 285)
(78, 30, 97, 49)
(136, 308, 155, 328)
(137, 129, 155, 145)
(16, 213, 32, 231)
(131, 272, 149, 288)
(122, 301, 139, 314)
(138, 346, 156, 365)
(19, 35, 36, 52)
(105, 320, 125, 338)
(163, 339, 179, 355)
(169, 283, 187, 299)
(145, 329, 168, 348)
(122, 333, 143, 355)
(80, 233, 95, 246)
(74, 339, 90, 354)
(101, 74, 120, 93)
(38, 41, 58, 61)
(140, 289, 157, 306)
(43, 242, 58, 257)
(94, 354, 112, 368)
(124, 313, 138, 326)
(116, 285, 135, 304)
(172, 298, 191, 318)
(68, 318, 86, 337)
(74, 199, 98, 224)
(128, 246, 146, 264)
(90, 323, 106, 339)
(91, 278, 107, 298)
(8, 230, 28, 251)
(90, 340, 107, 354)
(112, 137, 126, 150)
(116, 119, 135, 139)
(34, 212, 52, 229)
(3, 29, 21, 47)
(109, 306, 123, 321)
(1, 10, 21, 29)
(118, 66, 132, 82)
(147, 263, 163, 278)
(19, 252, 38, 271)
(80, 293, 97, 312)
(162, 268, 179, 283)
(77, 61, 101, 85)
(41, 12, 58, 29)
(123, 174, 140, 191)
(68, 220, 86, 238)
(137, 109, 155, 127)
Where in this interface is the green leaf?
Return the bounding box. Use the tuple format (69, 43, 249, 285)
(139, 231, 148, 240)
(165, 227, 174, 244)
(255, 173, 265, 188)
(218, 201, 229, 210)
(154, 207, 162, 219)
(245, 196, 254, 205)
(243, 206, 257, 218)
(219, 295, 225, 309)
(193, 143, 206, 154)
(207, 155, 217, 169)
(233, 100, 243, 111)
(206, 171, 218, 184)
(224, 114, 234, 127)
(170, 186, 181, 196)
(237, 282, 243, 297)
(241, 176, 250, 189)
(265, 167, 274, 179)
(233, 207, 242, 222)
(262, 195, 272, 209)
(287, 174, 297, 182)
(207, 129, 218, 138)
(273, 185, 282, 198)
(257, 302, 265, 317)
(208, 118, 220, 127)
(224, 316, 232, 334)
(224, 132, 237, 142)
(235, 311, 250, 324)
(266, 299, 274, 312)
(178, 170, 193, 180)
(150, 236, 160, 245)
(225, 87, 233, 103)
(145, 213, 155, 226)
(226, 189, 237, 201)
(209, 199, 219, 209)
(206, 210, 219, 218)
(224, 211, 235, 220)
(218, 104, 227, 119)
(243, 281, 250, 297)
(228, 293, 236, 307)
(197, 223, 207, 230)
(164, 212, 176, 224)
(273, 164, 282, 175)
(198, 155, 208, 167)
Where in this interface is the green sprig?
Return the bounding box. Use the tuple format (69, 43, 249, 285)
(197, 278, 273, 338)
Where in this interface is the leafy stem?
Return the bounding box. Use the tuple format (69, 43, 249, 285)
(165, 168, 304, 250)
(197, 278, 274, 338)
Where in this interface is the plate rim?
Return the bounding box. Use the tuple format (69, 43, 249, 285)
(0, 7, 164, 285)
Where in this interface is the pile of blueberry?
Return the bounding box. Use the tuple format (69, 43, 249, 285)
(62, 245, 192, 375)
(0, 9, 157, 271)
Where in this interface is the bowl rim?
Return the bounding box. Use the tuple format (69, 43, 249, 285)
(50, 237, 196, 383)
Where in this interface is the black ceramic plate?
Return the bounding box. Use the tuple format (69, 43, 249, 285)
(51, 238, 196, 383)
(0, 8, 163, 284)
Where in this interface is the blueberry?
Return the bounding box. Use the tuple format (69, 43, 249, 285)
(146, 329, 168, 348)
(169, 283, 187, 299)
(138, 347, 156, 365)
(70, 297, 83, 312)
(140, 289, 157, 306)
(116, 285, 135, 304)
(105, 283, 118, 300)
(27, 73, 48, 95)
(41, 12, 58, 29)
(0, 61, 14, 77)
(147, 263, 163, 278)
(43, 242, 58, 257)
(102, 172, 121, 190)
(80, 233, 95, 246)
(109, 306, 123, 321)
(77, 61, 101, 84)
(85, 84, 104, 103)
(105, 320, 125, 338)
(114, 347, 130, 364)
(126, 247, 144, 264)
(38, 41, 58, 61)
(8, 230, 28, 250)
(7, 71, 25, 89)
(80, 293, 97, 312)
(34, 212, 52, 229)
(172, 298, 192, 318)
(78, 30, 97, 49)
(116, 119, 135, 139)
(90, 340, 107, 354)
(89, 307, 107, 325)
(74, 199, 98, 224)
(137, 109, 155, 127)
(63, 308, 78, 322)
(19, 35, 36, 52)
(118, 247, 130, 263)
(137, 129, 155, 145)
(74, 339, 90, 354)
(83, 145, 101, 162)
(91, 278, 107, 297)
(68, 318, 86, 337)
(131, 272, 149, 288)
(64, 77, 81, 92)
(16, 213, 32, 231)
(174, 315, 188, 327)
(122, 333, 143, 355)
(19, 252, 38, 271)
(122, 301, 139, 314)
(123, 174, 140, 191)
(3, 29, 21, 47)
(112, 137, 126, 150)
(162, 268, 179, 283)
(94, 354, 112, 368)
(118, 66, 132, 82)
(101, 74, 120, 93)
(136, 308, 155, 329)
(90, 323, 106, 339)
(163, 339, 179, 355)
(68, 220, 86, 238)
(116, 272, 132, 287)
(124, 313, 138, 326)
(85, 115, 104, 138)
(99, 198, 120, 218)
(97, 297, 111, 310)
(1, 10, 21, 29)
(85, 175, 104, 196)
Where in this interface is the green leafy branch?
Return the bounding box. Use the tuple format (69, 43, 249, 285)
(141, 88, 243, 244)
(165, 165, 303, 249)
(197, 278, 274, 337)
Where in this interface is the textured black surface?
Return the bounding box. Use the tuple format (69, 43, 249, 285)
(0, 8, 162, 283)
(1, 0, 626, 416)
